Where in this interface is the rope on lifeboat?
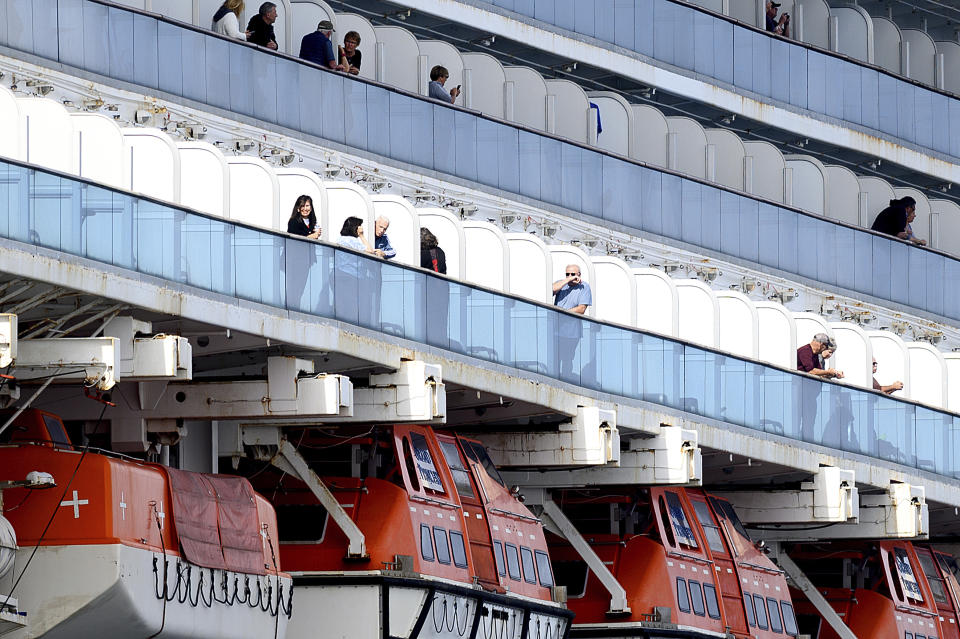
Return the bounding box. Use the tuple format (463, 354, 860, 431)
(151, 559, 292, 619)
(431, 593, 471, 637)
(478, 605, 516, 639)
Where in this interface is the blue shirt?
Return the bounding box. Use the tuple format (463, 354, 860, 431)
(428, 80, 452, 103)
(375, 233, 396, 260)
(554, 281, 592, 310)
(300, 31, 336, 68)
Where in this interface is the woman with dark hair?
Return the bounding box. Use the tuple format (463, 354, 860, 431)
(420, 227, 447, 274)
(870, 196, 925, 244)
(338, 216, 375, 253)
(286, 195, 321, 239)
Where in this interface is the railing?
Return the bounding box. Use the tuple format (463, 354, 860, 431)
(2, 157, 959, 482)
(3, 0, 960, 327)
(471, 0, 960, 160)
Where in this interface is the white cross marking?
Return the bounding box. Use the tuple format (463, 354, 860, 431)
(119, 492, 127, 520)
(60, 490, 89, 518)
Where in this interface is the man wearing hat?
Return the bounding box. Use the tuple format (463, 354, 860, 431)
(765, 1, 790, 37)
(797, 333, 843, 379)
(300, 20, 347, 71)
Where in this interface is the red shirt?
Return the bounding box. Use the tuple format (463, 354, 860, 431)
(797, 344, 818, 372)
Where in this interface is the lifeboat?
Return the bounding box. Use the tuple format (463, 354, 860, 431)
(788, 541, 950, 638)
(0, 409, 291, 639)
(242, 423, 573, 639)
(547, 486, 798, 638)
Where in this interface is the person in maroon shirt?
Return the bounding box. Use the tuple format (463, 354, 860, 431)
(872, 359, 903, 394)
(796, 333, 844, 379)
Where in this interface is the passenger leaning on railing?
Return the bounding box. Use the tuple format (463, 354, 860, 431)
(286, 195, 321, 240)
(247, 2, 278, 50)
(871, 196, 926, 246)
(797, 333, 844, 379)
(211, 0, 251, 41)
(339, 31, 362, 76)
(300, 20, 348, 72)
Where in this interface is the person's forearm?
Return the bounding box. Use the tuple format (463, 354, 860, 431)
(552, 281, 566, 294)
(571, 305, 587, 315)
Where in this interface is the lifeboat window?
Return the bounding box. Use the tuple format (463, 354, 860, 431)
(703, 584, 721, 619)
(275, 504, 328, 542)
(766, 597, 783, 633)
(709, 496, 752, 542)
(658, 496, 677, 547)
(505, 543, 522, 581)
(520, 547, 537, 584)
(439, 441, 474, 498)
(905, 634, 914, 639)
(433, 527, 451, 565)
(780, 601, 799, 637)
(402, 437, 421, 492)
(691, 499, 726, 554)
(689, 581, 705, 616)
(420, 524, 434, 562)
(410, 432, 445, 494)
(753, 594, 768, 630)
(676, 578, 691, 613)
(664, 491, 698, 548)
(449, 531, 468, 568)
(917, 635, 926, 639)
(493, 541, 506, 576)
(917, 551, 948, 604)
(552, 560, 588, 598)
(463, 442, 505, 487)
(743, 593, 756, 627)
(894, 547, 924, 602)
(42, 414, 71, 446)
(535, 551, 554, 587)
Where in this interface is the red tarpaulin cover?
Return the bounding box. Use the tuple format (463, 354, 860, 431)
(164, 468, 267, 575)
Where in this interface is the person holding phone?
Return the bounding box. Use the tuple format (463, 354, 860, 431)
(428, 65, 461, 104)
(765, 1, 790, 37)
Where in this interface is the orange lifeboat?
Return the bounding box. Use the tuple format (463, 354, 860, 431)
(789, 541, 948, 639)
(0, 409, 291, 639)
(547, 486, 798, 638)
(243, 424, 573, 639)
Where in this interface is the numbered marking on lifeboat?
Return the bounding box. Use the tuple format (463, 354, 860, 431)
(529, 534, 534, 539)
(764, 583, 769, 589)
(424, 509, 430, 516)
(61, 490, 89, 518)
(727, 568, 733, 573)
(156, 500, 165, 529)
(449, 515, 455, 521)
(437, 512, 443, 519)
(666, 561, 673, 566)
(680, 564, 686, 570)
(463, 511, 470, 518)
(119, 492, 127, 520)
(410, 507, 417, 512)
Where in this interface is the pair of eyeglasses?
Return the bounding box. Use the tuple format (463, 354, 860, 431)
(872, 362, 878, 367)
(566, 272, 578, 276)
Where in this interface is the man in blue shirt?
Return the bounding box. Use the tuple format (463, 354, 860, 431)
(374, 217, 397, 260)
(300, 20, 346, 71)
(553, 264, 592, 379)
(553, 265, 592, 314)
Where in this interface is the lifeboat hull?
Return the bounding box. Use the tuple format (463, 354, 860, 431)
(286, 572, 570, 639)
(2, 543, 292, 639)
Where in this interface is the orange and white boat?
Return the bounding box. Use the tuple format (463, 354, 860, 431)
(244, 423, 573, 639)
(0, 409, 291, 639)
(789, 541, 954, 639)
(547, 486, 798, 638)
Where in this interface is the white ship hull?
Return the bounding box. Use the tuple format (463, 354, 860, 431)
(0, 544, 291, 639)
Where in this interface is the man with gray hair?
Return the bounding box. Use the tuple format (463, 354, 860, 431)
(373, 216, 396, 260)
(247, 2, 278, 49)
(797, 333, 843, 379)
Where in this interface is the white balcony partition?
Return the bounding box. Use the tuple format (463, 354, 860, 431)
(290, 0, 337, 58)
(178, 141, 230, 218)
(867, 331, 908, 399)
(784, 155, 827, 216)
(224, 156, 279, 230)
(419, 40, 464, 99)
(325, 181, 375, 246)
(894, 187, 931, 245)
(901, 29, 937, 86)
(586, 92, 634, 158)
(503, 66, 547, 131)
(121, 129, 180, 203)
(417, 207, 465, 279)
(675, 280, 720, 349)
(755, 301, 797, 369)
(276, 168, 327, 237)
(460, 52, 506, 119)
(505, 233, 552, 304)
(858, 176, 896, 229)
(591, 257, 637, 327)
(373, 26, 420, 93)
(796, 0, 830, 49)
(666, 117, 709, 180)
(151, 0, 193, 25)
(827, 321, 872, 389)
(633, 268, 678, 338)
(823, 165, 861, 227)
(547, 245, 596, 318)
(938, 40, 960, 95)
(545, 79, 590, 144)
(931, 199, 960, 255)
(71, 113, 124, 189)
(0, 87, 22, 161)
(944, 353, 960, 412)
(872, 17, 903, 75)
(832, 5, 874, 64)
(905, 342, 947, 409)
(742, 141, 785, 204)
(716, 291, 759, 359)
(19, 98, 75, 175)
(728, 0, 761, 27)
(371, 195, 419, 267)
(705, 129, 746, 190)
(625, 106, 667, 169)
(334, 14, 377, 81)
(463, 221, 509, 291)
(793, 312, 833, 349)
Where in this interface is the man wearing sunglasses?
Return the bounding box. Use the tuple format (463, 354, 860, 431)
(552, 264, 592, 315)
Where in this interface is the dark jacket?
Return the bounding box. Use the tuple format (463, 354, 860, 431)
(421, 247, 447, 274)
(299, 30, 335, 67)
(246, 14, 276, 48)
(287, 217, 315, 237)
(870, 204, 907, 237)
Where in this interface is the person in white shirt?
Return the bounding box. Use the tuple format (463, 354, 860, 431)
(212, 0, 251, 41)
